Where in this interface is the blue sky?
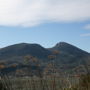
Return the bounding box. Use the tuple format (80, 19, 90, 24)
(0, 21, 90, 52)
(0, 0, 90, 52)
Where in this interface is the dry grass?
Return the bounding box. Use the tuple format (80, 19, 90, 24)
(0, 74, 90, 90)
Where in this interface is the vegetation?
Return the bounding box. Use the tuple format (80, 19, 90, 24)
(0, 55, 90, 90)
(0, 74, 90, 90)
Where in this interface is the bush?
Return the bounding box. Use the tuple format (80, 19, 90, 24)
(79, 74, 90, 90)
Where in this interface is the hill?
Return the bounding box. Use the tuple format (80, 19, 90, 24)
(0, 42, 90, 75)
(0, 43, 51, 62)
(49, 42, 90, 73)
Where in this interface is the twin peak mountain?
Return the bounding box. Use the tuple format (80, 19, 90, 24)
(0, 42, 90, 74)
(0, 42, 89, 66)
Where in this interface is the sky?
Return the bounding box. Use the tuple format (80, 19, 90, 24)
(0, 0, 90, 52)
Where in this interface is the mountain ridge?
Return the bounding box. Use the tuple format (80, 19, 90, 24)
(0, 42, 90, 75)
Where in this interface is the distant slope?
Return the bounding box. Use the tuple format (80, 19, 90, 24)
(50, 42, 89, 55)
(0, 43, 51, 61)
(49, 42, 90, 63)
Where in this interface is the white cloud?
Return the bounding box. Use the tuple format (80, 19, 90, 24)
(0, 0, 90, 27)
(80, 33, 90, 37)
(84, 24, 90, 30)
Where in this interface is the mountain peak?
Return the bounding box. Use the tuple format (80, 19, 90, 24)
(55, 42, 70, 47)
(51, 42, 89, 55)
(0, 43, 51, 60)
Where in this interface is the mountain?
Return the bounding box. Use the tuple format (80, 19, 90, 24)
(0, 43, 51, 62)
(49, 42, 90, 64)
(50, 42, 89, 55)
(0, 42, 90, 75)
(49, 42, 90, 73)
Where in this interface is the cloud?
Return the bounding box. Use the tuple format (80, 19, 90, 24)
(80, 33, 90, 37)
(0, 0, 90, 27)
(84, 24, 90, 30)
